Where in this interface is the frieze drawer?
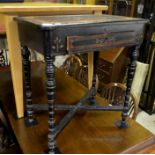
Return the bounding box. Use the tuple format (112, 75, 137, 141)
(67, 31, 136, 53)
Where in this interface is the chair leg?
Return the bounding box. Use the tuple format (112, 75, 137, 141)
(22, 46, 37, 127)
(116, 45, 139, 128)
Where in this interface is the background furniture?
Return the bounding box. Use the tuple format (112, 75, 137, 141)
(61, 54, 122, 92)
(61, 54, 100, 88)
(61, 55, 82, 78)
(97, 0, 138, 16)
(138, 0, 155, 114)
(97, 48, 128, 84)
(100, 82, 138, 119)
(0, 2, 108, 118)
(70, 48, 129, 90)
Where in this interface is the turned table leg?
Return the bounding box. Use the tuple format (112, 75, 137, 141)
(45, 55, 57, 154)
(43, 31, 60, 154)
(22, 46, 38, 127)
(116, 45, 139, 128)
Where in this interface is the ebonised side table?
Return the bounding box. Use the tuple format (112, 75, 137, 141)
(15, 15, 147, 153)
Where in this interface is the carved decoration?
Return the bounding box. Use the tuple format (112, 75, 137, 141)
(52, 37, 64, 53)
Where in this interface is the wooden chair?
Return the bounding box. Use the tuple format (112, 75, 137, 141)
(61, 55, 82, 79)
(61, 54, 99, 89)
(100, 82, 138, 119)
(77, 65, 99, 89)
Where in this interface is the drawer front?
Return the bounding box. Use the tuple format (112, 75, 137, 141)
(67, 31, 136, 53)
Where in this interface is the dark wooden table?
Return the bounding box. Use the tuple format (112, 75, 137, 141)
(15, 15, 148, 153)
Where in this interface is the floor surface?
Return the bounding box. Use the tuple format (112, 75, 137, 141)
(136, 110, 155, 135)
(0, 64, 155, 153)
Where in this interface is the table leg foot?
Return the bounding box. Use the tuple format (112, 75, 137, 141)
(45, 147, 61, 154)
(25, 117, 38, 127)
(89, 98, 97, 105)
(115, 120, 129, 128)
